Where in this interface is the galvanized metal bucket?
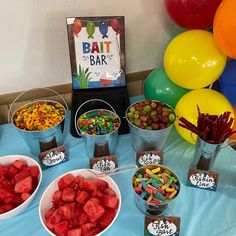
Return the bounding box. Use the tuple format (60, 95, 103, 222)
(125, 100, 175, 151)
(74, 99, 121, 158)
(8, 88, 68, 156)
(191, 136, 223, 170)
(132, 164, 181, 215)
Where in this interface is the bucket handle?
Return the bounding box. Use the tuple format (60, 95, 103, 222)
(74, 99, 116, 137)
(8, 87, 68, 123)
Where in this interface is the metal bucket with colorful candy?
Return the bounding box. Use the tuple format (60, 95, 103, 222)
(126, 100, 176, 151)
(132, 164, 180, 215)
(75, 99, 121, 158)
(8, 88, 68, 156)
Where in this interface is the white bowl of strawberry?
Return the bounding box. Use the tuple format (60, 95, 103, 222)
(39, 169, 121, 236)
(0, 155, 42, 220)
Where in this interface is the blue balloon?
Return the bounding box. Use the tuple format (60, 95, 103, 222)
(99, 21, 108, 38)
(220, 59, 236, 106)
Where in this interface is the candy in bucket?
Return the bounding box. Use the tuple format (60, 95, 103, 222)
(8, 88, 68, 157)
(74, 99, 121, 158)
(132, 164, 181, 215)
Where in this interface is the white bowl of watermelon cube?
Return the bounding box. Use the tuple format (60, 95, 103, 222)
(39, 169, 121, 236)
(0, 155, 42, 220)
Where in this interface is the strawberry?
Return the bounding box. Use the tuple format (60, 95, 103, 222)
(83, 198, 105, 223)
(101, 195, 119, 209)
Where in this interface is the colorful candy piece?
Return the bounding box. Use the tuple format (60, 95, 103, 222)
(145, 187, 154, 194)
(151, 179, 159, 188)
(155, 191, 166, 201)
(141, 180, 147, 189)
(161, 174, 168, 184)
(147, 193, 153, 202)
(168, 190, 177, 199)
(146, 169, 152, 175)
(140, 191, 148, 199)
(167, 177, 175, 185)
(166, 187, 175, 193)
(151, 167, 160, 174)
(173, 183, 180, 190)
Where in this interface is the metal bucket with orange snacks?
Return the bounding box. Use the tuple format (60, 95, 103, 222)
(8, 88, 68, 156)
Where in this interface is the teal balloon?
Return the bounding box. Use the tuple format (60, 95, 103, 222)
(144, 67, 190, 108)
(86, 21, 95, 39)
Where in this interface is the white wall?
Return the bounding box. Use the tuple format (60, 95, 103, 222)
(0, 0, 178, 95)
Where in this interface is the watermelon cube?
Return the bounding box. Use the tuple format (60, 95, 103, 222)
(99, 208, 116, 229)
(14, 176, 32, 193)
(58, 173, 75, 190)
(82, 179, 97, 193)
(104, 187, 116, 197)
(62, 187, 76, 203)
(12, 160, 25, 169)
(101, 195, 119, 209)
(92, 178, 109, 191)
(76, 190, 89, 205)
(67, 228, 82, 236)
(81, 223, 100, 236)
(83, 198, 105, 223)
(54, 220, 69, 236)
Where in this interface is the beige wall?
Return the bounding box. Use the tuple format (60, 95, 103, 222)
(0, 0, 179, 95)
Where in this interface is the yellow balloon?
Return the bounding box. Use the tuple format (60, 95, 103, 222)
(164, 30, 226, 89)
(175, 89, 234, 144)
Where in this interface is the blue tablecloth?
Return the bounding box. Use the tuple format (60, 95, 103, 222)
(1, 96, 236, 236)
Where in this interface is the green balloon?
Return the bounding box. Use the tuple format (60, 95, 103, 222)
(144, 67, 190, 108)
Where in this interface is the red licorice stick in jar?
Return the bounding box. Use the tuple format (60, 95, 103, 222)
(179, 107, 235, 144)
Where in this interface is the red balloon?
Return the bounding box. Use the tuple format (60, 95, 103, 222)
(164, 0, 222, 29)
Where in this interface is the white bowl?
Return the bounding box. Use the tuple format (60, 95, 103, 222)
(39, 169, 121, 236)
(0, 155, 42, 220)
